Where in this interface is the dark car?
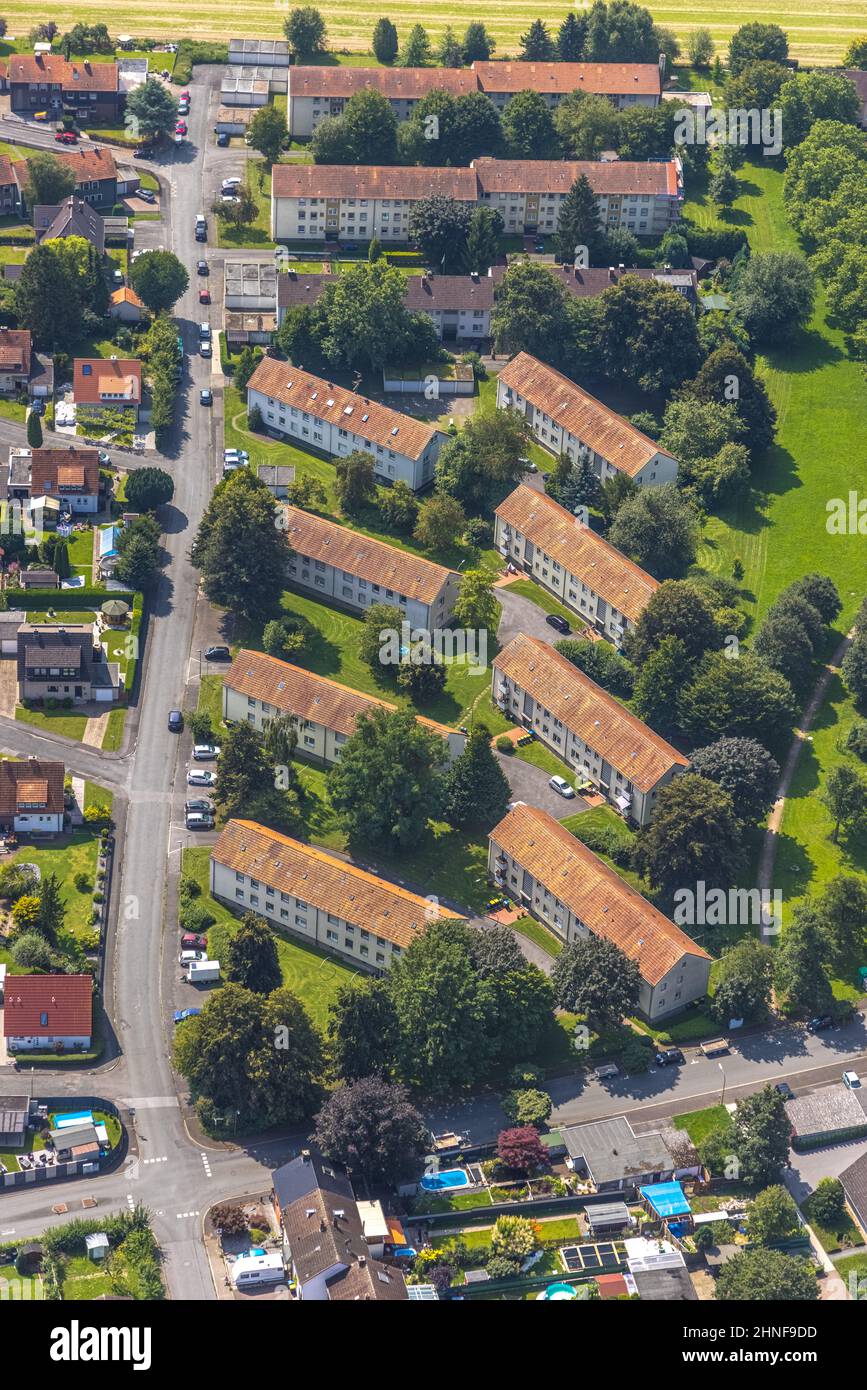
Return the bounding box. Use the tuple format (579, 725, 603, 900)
(774, 1081, 794, 1099)
(195, 226, 207, 242)
(545, 613, 571, 635)
(655, 1047, 684, 1067)
(168, 709, 183, 732)
(200, 388, 213, 406)
(216, 131, 229, 147)
(138, 188, 156, 203)
(204, 645, 231, 661)
(534, 241, 545, 253)
(197, 259, 208, 275)
(807, 1014, 834, 1032)
(185, 798, 214, 814)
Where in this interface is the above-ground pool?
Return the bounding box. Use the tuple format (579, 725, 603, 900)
(393, 1246, 417, 1259)
(420, 1168, 470, 1193)
(52, 1110, 94, 1129)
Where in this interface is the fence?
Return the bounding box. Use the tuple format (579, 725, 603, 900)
(407, 1188, 642, 1234)
(0, 1096, 127, 1194)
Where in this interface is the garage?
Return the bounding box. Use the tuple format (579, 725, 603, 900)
(0, 610, 25, 656)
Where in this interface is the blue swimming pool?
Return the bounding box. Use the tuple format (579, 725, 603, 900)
(53, 1110, 94, 1130)
(420, 1168, 470, 1192)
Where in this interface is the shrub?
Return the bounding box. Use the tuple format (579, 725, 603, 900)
(179, 876, 202, 900)
(809, 1177, 846, 1228)
(502, 1088, 553, 1127)
(485, 1254, 520, 1280)
(179, 901, 216, 934)
(74, 872, 92, 893)
(620, 1035, 653, 1074)
(496, 736, 514, 754)
(847, 722, 867, 761)
(507, 1063, 544, 1088)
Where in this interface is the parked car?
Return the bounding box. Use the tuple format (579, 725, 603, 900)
(548, 775, 575, 799)
(807, 1014, 834, 1032)
(216, 132, 230, 147)
(174, 1008, 202, 1024)
(54, 130, 77, 144)
(199, 389, 212, 406)
(187, 769, 216, 787)
(518, 455, 538, 473)
(174, 134, 184, 146)
(223, 449, 248, 464)
(200, 322, 211, 339)
(774, 1081, 794, 1099)
(168, 709, 183, 732)
(185, 798, 214, 814)
(179, 949, 207, 964)
(185, 812, 215, 830)
(843, 1070, 861, 1089)
(534, 240, 545, 253)
(545, 613, 571, 634)
(220, 192, 239, 204)
(138, 188, 156, 204)
(204, 645, 231, 661)
(199, 288, 210, 304)
(180, 90, 190, 101)
(175, 120, 187, 135)
(181, 933, 208, 950)
(197, 259, 208, 275)
(655, 1048, 684, 1067)
(221, 177, 242, 191)
(200, 341, 212, 357)
(193, 743, 221, 760)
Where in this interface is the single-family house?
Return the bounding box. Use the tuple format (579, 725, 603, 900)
(17, 622, 122, 704)
(272, 1149, 407, 1301)
(34, 197, 105, 252)
(488, 801, 710, 1019)
(0, 328, 32, 397)
(0, 758, 65, 833)
(223, 648, 466, 764)
(496, 352, 678, 486)
(73, 357, 141, 420)
(492, 633, 688, 824)
(0, 155, 20, 215)
(3, 973, 93, 1052)
(26, 446, 101, 515)
(280, 506, 460, 629)
(210, 818, 462, 972)
(12, 147, 118, 212)
(246, 356, 445, 492)
(494, 483, 658, 646)
(561, 1116, 681, 1193)
(108, 286, 146, 323)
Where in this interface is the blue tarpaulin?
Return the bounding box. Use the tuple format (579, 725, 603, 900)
(640, 1182, 691, 1218)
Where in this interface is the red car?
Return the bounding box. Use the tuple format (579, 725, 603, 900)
(181, 932, 208, 950)
(198, 288, 210, 304)
(180, 90, 190, 101)
(175, 120, 187, 136)
(54, 130, 77, 144)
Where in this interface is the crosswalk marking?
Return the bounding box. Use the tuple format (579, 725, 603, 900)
(201, 1153, 212, 1178)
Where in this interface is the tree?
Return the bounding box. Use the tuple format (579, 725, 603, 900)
(443, 723, 511, 830)
(224, 913, 282, 995)
(557, 12, 587, 61)
(340, 87, 399, 165)
(496, 1126, 550, 1174)
(125, 78, 179, 141)
(413, 493, 466, 551)
(261, 614, 314, 662)
(633, 774, 744, 901)
(821, 763, 867, 843)
(378, 480, 419, 534)
(732, 252, 815, 346)
(519, 19, 555, 61)
(115, 515, 161, 591)
(754, 610, 817, 691)
(810, 1177, 846, 1227)
(681, 345, 777, 460)
(716, 1247, 817, 1301)
(313, 260, 437, 371)
(687, 26, 715, 67)
(23, 152, 75, 208)
(709, 165, 739, 210)
(583, 1, 659, 62)
(399, 23, 431, 67)
(314, 1077, 427, 1183)
(779, 71, 860, 147)
(124, 467, 174, 512)
(327, 707, 447, 850)
(691, 737, 779, 824)
(625, 580, 722, 667)
(680, 650, 798, 747)
(408, 194, 473, 273)
(247, 103, 286, 164)
(129, 250, 189, 313)
(842, 633, 867, 705)
(774, 904, 835, 1014)
(232, 346, 260, 395)
(502, 1088, 552, 1128)
(334, 450, 377, 516)
(437, 26, 463, 67)
(749, 1185, 801, 1244)
(26, 409, 43, 448)
(435, 408, 530, 514)
(463, 206, 503, 276)
(52, 539, 71, 581)
(814, 875, 867, 968)
(191, 470, 288, 624)
(728, 22, 789, 76)
(13, 243, 81, 350)
(843, 38, 867, 68)
(491, 261, 574, 362)
(214, 722, 299, 831)
(631, 636, 691, 734)
(452, 567, 498, 634)
(460, 21, 493, 62)
(555, 93, 620, 161)
(501, 89, 559, 159)
(283, 7, 327, 58)
(555, 637, 634, 699)
(551, 935, 641, 1025)
(598, 277, 702, 392)
(395, 652, 447, 703)
(724, 61, 791, 118)
(712, 939, 774, 1024)
(790, 573, 841, 625)
(11, 895, 43, 938)
(553, 172, 603, 265)
(11, 932, 53, 970)
(608, 485, 699, 579)
(733, 1085, 793, 1187)
(327, 977, 398, 1081)
(372, 17, 398, 64)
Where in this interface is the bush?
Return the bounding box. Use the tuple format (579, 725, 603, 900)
(570, 820, 632, 868)
(0, 863, 40, 902)
(464, 517, 493, 548)
(620, 1035, 653, 1074)
(507, 1063, 544, 1088)
(74, 872, 91, 893)
(847, 722, 867, 761)
(485, 1254, 520, 1280)
(179, 875, 201, 900)
(809, 1177, 846, 1228)
(179, 901, 216, 934)
(502, 1088, 553, 1127)
(495, 736, 514, 754)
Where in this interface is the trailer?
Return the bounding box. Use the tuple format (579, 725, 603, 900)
(700, 1038, 729, 1057)
(230, 1252, 285, 1289)
(188, 959, 220, 984)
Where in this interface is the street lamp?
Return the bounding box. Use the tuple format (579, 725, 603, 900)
(718, 1061, 727, 1108)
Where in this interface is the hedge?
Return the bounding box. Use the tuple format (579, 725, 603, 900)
(678, 219, 750, 262)
(9, 587, 135, 610)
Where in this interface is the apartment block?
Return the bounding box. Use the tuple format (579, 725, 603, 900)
(223, 648, 466, 764)
(246, 355, 445, 492)
(492, 633, 687, 824)
(474, 157, 682, 238)
(496, 352, 678, 486)
(281, 507, 460, 631)
(277, 269, 493, 341)
(488, 801, 710, 1020)
(495, 484, 658, 646)
(211, 818, 462, 971)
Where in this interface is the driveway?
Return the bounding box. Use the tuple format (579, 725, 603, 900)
(496, 586, 567, 650)
(0, 657, 17, 718)
(497, 749, 591, 820)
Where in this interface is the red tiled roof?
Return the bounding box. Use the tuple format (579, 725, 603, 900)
(73, 358, 141, 406)
(0, 759, 64, 817)
(0, 328, 31, 376)
(474, 60, 662, 97)
(290, 65, 477, 99)
(474, 156, 679, 197)
(8, 53, 118, 92)
(271, 162, 478, 202)
(2, 974, 92, 1038)
(30, 447, 100, 498)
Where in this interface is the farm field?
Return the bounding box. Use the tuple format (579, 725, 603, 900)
(0, 5, 858, 65)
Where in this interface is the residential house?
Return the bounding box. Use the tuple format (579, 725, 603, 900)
(494, 483, 658, 646)
(34, 197, 105, 252)
(7, 53, 125, 125)
(272, 1149, 407, 1301)
(492, 633, 687, 823)
(276, 268, 494, 340)
(271, 158, 681, 243)
(488, 801, 710, 1019)
(222, 648, 466, 765)
(490, 261, 699, 308)
(26, 446, 101, 514)
(280, 506, 460, 629)
(0, 328, 32, 396)
(210, 818, 462, 972)
(108, 287, 146, 323)
(0, 758, 65, 833)
(2, 973, 93, 1052)
(246, 356, 446, 492)
(286, 62, 661, 138)
(17, 622, 122, 704)
(73, 357, 141, 420)
(561, 1115, 680, 1192)
(0, 155, 19, 215)
(496, 352, 679, 486)
(13, 148, 119, 212)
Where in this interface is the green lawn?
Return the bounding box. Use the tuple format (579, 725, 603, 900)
(216, 160, 274, 249)
(802, 1193, 863, 1255)
(101, 709, 126, 752)
(197, 675, 224, 730)
(834, 1253, 867, 1290)
(8, 828, 101, 940)
(511, 914, 564, 957)
(15, 706, 88, 741)
(0, 397, 27, 424)
(0, 1128, 47, 1174)
(511, 734, 573, 782)
(59, 1255, 113, 1301)
(673, 1104, 731, 1145)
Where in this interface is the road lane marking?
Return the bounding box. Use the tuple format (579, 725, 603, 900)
(201, 1153, 212, 1178)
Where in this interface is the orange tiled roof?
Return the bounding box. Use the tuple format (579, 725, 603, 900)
(290, 64, 478, 99)
(474, 60, 662, 97)
(281, 506, 456, 605)
(271, 161, 478, 202)
(2, 973, 92, 1038)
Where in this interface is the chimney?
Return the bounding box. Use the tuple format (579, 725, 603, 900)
(608, 267, 616, 281)
(659, 51, 667, 81)
(470, 270, 479, 282)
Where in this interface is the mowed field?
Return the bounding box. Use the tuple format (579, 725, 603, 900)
(0, 2, 861, 65)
